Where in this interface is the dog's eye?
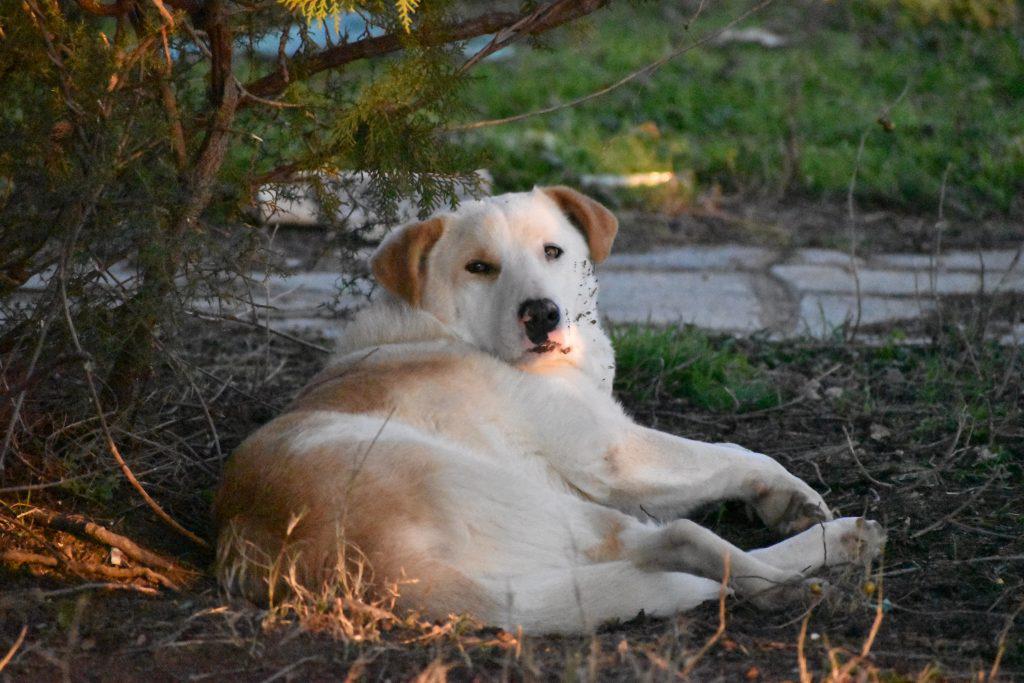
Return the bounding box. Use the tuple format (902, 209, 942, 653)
(544, 244, 564, 261)
(465, 260, 498, 275)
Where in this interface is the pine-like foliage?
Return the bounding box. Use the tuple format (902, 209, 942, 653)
(0, 0, 609, 501)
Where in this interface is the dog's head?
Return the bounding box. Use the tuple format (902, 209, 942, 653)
(370, 187, 618, 385)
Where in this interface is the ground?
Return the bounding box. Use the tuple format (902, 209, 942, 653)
(2, 294, 1021, 680)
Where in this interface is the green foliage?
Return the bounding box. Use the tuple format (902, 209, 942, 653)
(612, 325, 779, 412)
(868, 0, 1018, 28)
(462, 0, 1024, 214)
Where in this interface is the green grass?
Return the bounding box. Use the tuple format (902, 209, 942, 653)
(612, 325, 780, 411)
(460, 0, 1024, 215)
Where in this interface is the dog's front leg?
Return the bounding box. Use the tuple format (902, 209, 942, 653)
(588, 426, 832, 534)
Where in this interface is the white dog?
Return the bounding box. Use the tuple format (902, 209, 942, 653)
(215, 187, 884, 633)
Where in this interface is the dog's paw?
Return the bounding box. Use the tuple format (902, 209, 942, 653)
(750, 475, 833, 535)
(827, 517, 886, 565)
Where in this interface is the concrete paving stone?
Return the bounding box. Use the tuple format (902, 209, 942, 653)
(769, 264, 1023, 296)
(603, 245, 775, 271)
(599, 271, 763, 330)
(872, 250, 1022, 271)
(797, 294, 934, 337)
(787, 248, 864, 268)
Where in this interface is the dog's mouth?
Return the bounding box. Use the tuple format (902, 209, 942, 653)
(528, 340, 572, 355)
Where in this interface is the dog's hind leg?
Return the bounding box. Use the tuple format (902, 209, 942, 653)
(476, 562, 721, 634)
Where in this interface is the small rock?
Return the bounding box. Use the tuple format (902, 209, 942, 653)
(80, 637, 96, 651)
(883, 367, 905, 385)
(824, 386, 844, 400)
(869, 423, 891, 441)
(801, 378, 822, 400)
(108, 547, 124, 566)
(975, 446, 999, 462)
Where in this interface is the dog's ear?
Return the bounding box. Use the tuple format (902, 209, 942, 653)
(371, 217, 445, 306)
(541, 186, 618, 263)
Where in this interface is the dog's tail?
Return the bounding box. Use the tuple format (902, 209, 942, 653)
(472, 561, 721, 634)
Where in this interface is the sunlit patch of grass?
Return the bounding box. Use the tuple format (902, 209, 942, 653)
(461, 0, 1024, 214)
(612, 325, 780, 412)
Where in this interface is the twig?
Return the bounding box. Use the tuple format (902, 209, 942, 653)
(0, 314, 53, 473)
(259, 656, 323, 683)
(831, 571, 885, 680)
(186, 309, 331, 354)
(23, 509, 196, 576)
(57, 250, 209, 549)
(0, 624, 27, 673)
(909, 477, 993, 539)
(988, 599, 1024, 682)
(680, 553, 730, 677)
(1, 549, 180, 590)
(796, 603, 813, 683)
(451, 0, 774, 131)
(842, 427, 894, 489)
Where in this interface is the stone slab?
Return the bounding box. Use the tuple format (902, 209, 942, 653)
(604, 246, 775, 271)
(797, 293, 933, 337)
(873, 250, 1023, 271)
(599, 271, 762, 330)
(771, 264, 1024, 296)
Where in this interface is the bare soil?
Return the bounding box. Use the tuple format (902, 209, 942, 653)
(2, 312, 1021, 682)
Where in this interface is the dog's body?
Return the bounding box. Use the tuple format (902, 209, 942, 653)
(215, 188, 884, 633)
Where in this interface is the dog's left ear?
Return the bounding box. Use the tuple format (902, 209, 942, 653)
(371, 217, 445, 307)
(541, 186, 618, 263)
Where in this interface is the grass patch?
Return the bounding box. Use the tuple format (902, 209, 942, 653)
(613, 325, 780, 411)
(460, 0, 1024, 215)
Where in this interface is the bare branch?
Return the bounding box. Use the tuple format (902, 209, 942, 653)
(242, 0, 611, 102)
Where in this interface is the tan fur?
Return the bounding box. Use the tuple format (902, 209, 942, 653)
(213, 410, 495, 618)
(541, 186, 619, 263)
(289, 358, 457, 416)
(370, 217, 445, 306)
(584, 517, 626, 563)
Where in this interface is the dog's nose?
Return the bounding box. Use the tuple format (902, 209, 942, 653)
(518, 299, 561, 344)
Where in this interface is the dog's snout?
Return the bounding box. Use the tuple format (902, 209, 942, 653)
(518, 298, 561, 344)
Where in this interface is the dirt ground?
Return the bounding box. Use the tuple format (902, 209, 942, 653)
(1, 203, 1022, 682)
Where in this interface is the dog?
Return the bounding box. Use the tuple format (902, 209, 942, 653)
(214, 187, 885, 633)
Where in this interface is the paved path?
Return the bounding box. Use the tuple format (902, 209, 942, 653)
(231, 245, 1023, 342)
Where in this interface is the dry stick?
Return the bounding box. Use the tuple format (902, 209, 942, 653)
(988, 599, 1024, 682)
(23, 509, 196, 576)
(56, 265, 208, 549)
(0, 314, 53, 473)
(0, 550, 179, 590)
(796, 604, 814, 683)
(187, 309, 331, 354)
(844, 81, 911, 342)
(844, 129, 868, 342)
(680, 553, 730, 677)
(842, 426, 894, 489)
(909, 477, 993, 539)
(0, 624, 28, 673)
(833, 572, 886, 681)
(453, 0, 774, 132)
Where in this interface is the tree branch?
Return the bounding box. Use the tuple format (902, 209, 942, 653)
(242, 0, 611, 102)
(71, 0, 127, 17)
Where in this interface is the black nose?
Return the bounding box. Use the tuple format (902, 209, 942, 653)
(518, 298, 561, 344)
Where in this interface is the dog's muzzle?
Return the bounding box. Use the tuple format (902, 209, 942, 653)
(518, 298, 561, 345)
